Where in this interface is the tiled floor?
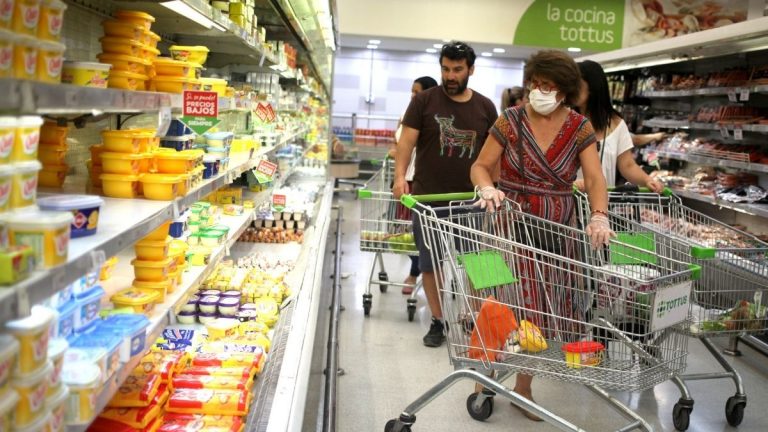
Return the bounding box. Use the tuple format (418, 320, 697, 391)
(331, 194, 768, 432)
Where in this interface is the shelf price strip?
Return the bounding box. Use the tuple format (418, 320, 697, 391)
(180, 91, 221, 135)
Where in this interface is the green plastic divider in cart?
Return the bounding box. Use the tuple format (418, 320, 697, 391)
(357, 189, 373, 199)
(458, 250, 518, 290)
(610, 232, 658, 266)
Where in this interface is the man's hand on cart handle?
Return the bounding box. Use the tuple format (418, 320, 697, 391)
(585, 213, 616, 249)
(392, 177, 409, 199)
(475, 186, 506, 212)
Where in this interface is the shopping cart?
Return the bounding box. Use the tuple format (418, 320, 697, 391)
(575, 186, 768, 430)
(358, 188, 423, 320)
(385, 193, 698, 432)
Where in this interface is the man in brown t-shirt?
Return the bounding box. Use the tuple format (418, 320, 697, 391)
(393, 41, 498, 347)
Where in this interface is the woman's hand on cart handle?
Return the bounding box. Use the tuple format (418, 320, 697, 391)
(585, 213, 616, 249)
(475, 185, 506, 212)
(645, 178, 665, 194)
(573, 179, 585, 192)
(392, 177, 409, 199)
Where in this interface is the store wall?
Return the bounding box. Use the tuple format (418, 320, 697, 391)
(332, 48, 523, 129)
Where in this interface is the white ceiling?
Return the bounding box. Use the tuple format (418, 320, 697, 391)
(338, 34, 591, 60)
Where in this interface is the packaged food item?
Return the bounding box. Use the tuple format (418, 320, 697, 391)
(204, 318, 239, 340)
(61, 361, 100, 424)
(152, 57, 193, 77)
(144, 220, 170, 241)
(73, 285, 104, 331)
(87, 416, 159, 432)
(197, 295, 219, 314)
(131, 279, 170, 303)
(46, 383, 69, 432)
(36, 39, 64, 83)
(165, 388, 249, 416)
(61, 61, 110, 87)
(132, 257, 173, 282)
(113, 10, 155, 30)
(100, 173, 141, 199)
(54, 300, 76, 341)
(0, 334, 19, 393)
(100, 152, 147, 175)
(111, 288, 160, 314)
(140, 173, 180, 201)
(171, 374, 252, 391)
(100, 314, 149, 361)
(159, 413, 242, 431)
(191, 352, 261, 370)
(38, 0, 67, 41)
(134, 236, 170, 261)
(168, 45, 209, 65)
(9, 161, 40, 210)
(5, 210, 70, 269)
(12, 0, 41, 36)
(99, 384, 167, 428)
(11, 411, 50, 432)
(37, 195, 103, 238)
(199, 78, 227, 96)
(0, 245, 35, 285)
(12, 35, 37, 80)
(152, 76, 199, 93)
(100, 256, 118, 280)
(5, 305, 54, 375)
(37, 146, 66, 164)
(101, 19, 143, 39)
(37, 162, 67, 187)
(179, 295, 198, 313)
(216, 298, 240, 318)
(11, 360, 52, 427)
(12, 116, 42, 162)
(181, 366, 254, 380)
(108, 69, 148, 90)
(562, 341, 605, 369)
(96, 53, 150, 75)
(107, 374, 161, 408)
(45, 337, 67, 397)
(0, 390, 19, 432)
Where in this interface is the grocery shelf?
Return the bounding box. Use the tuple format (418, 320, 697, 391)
(0, 79, 173, 115)
(644, 118, 768, 134)
(672, 188, 768, 218)
(640, 84, 768, 98)
(655, 151, 768, 174)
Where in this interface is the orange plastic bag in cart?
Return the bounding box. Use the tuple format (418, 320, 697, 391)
(468, 296, 518, 362)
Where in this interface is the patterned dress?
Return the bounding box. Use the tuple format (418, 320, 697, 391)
(489, 106, 596, 340)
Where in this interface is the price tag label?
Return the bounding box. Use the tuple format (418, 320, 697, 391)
(265, 103, 276, 122)
(720, 126, 730, 138)
(733, 125, 743, 140)
(740, 88, 750, 101)
(180, 91, 221, 134)
(272, 194, 287, 207)
(252, 159, 278, 184)
(255, 103, 270, 122)
(727, 89, 738, 103)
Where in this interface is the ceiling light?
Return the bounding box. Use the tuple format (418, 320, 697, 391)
(442, 39, 451, 42)
(481, 52, 492, 57)
(567, 47, 582, 52)
(368, 39, 381, 45)
(425, 48, 437, 53)
(493, 48, 505, 53)
(433, 43, 443, 49)
(161, 1, 226, 31)
(366, 44, 378, 49)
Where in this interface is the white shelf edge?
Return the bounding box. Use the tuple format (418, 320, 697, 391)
(673, 188, 768, 218)
(656, 151, 768, 174)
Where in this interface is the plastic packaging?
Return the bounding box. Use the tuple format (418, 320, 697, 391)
(100, 173, 141, 199)
(55, 300, 76, 341)
(107, 374, 161, 408)
(165, 388, 249, 416)
(61, 61, 110, 87)
(38, 162, 67, 188)
(154, 149, 196, 174)
(176, 310, 197, 324)
(198, 295, 219, 314)
(114, 10, 155, 30)
(134, 236, 170, 261)
(9, 161, 40, 209)
(562, 341, 605, 369)
(5, 305, 54, 375)
(12, 0, 41, 36)
(182, 366, 254, 380)
(37, 195, 103, 238)
(168, 45, 209, 65)
(100, 36, 146, 57)
(199, 77, 227, 96)
(99, 386, 166, 428)
(38, 0, 67, 41)
(13, 116, 43, 162)
(0, 245, 35, 285)
(11, 412, 51, 432)
(36, 40, 65, 83)
(144, 220, 170, 241)
(100, 314, 149, 361)
(197, 312, 217, 324)
(216, 298, 240, 318)
(11, 360, 52, 427)
(132, 257, 173, 282)
(159, 413, 242, 432)
(0, 334, 19, 393)
(6, 210, 71, 268)
(97, 53, 150, 75)
(37, 146, 66, 164)
(101, 19, 143, 39)
(61, 361, 100, 424)
(45, 383, 69, 432)
(73, 285, 104, 331)
(0, 117, 16, 163)
(111, 288, 159, 314)
(108, 69, 148, 91)
(191, 352, 261, 370)
(132, 279, 171, 303)
(172, 374, 252, 391)
(0, 390, 19, 432)
(152, 76, 199, 93)
(140, 174, 181, 201)
(12, 35, 37, 80)
(0, 30, 14, 79)
(152, 57, 193, 77)
(45, 337, 68, 397)
(205, 317, 239, 341)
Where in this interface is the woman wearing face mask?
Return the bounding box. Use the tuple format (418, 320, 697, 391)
(470, 50, 613, 421)
(573, 60, 664, 193)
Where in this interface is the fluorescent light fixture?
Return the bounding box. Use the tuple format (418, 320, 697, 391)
(493, 48, 505, 53)
(481, 52, 492, 57)
(368, 39, 381, 45)
(366, 44, 378, 49)
(567, 47, 582, 52)
(161, 1, 226, 31)
(425, 48, 437, 53)
(442, 39, 451, 42)
(433, 43, 443, 49)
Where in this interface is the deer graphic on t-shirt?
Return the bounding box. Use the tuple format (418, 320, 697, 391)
(434, 115, 476, 158)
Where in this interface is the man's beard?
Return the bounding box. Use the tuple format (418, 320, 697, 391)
(443, 76, 468, 95)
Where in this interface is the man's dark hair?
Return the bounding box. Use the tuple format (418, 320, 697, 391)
(439, 41, 476, 68)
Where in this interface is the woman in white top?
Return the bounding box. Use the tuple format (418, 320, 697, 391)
(573, 60, 663, 193)
(389, 76, 438, 294)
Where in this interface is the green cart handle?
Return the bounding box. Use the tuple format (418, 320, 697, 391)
(400, 192, 477, 209)
(605, 185, 674, 197)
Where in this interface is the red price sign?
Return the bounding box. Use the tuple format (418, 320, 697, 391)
(183, 91, 218, 118)
(256, 159, 277, 177)
(272, 194, 286, 207)
(265, 103, 276, 122)
(255, 103, 270, 122)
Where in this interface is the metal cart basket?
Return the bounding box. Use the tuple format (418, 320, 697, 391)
(385, 193, 699, 432)
(575, 186, 768, 430)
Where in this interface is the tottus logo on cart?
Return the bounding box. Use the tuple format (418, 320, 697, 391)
(656, 295, 689, 319)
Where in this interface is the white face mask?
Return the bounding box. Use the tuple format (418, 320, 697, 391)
(528, 88, 561, 115)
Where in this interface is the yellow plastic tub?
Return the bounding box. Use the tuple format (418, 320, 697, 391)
(132, 257, 173, 281)
(0, 30, 15, 78)
(200, 77, 227, 96)
(0, 390, 18, 432)
(143, 45, 160, 61)
(0, 165, 12, 212)
(144, 31, 160, 50)
(100, 173, 141, 199)
(99, 36, 147, 57)
(0, 117, 15, 163)
(5, 307, 54, 375)
(155, 150, 195, 174)
(38, 0, 67, 41)
(11, 361, 52, 428)
(102, 19, 143, 39)
(12, 0, 41, 36)
(100, 152, 147, 175)
(131, 279, 171, 303)
(176, 172, 192, 196)
(97, 53, 150, 75)
(38, 163, 68, 188)
(13, 116, 43, 162)
(6, 211, 71, 268)
(205, 318, 240, 341)
(111, 288, 159, 314)
(39, 121, 68, 147)
(134, 236, 170, 261)
(13, 35, 37, 80)
(152, 57, 193, 77)
(61, 361, 100, 425)
(99, 256, 118, 280)
(152, 76, 199, 94)
(61, 61, 110, 88)
(10, 160, 41, 209)
(46, 384, 69, 432)
(114, 10, 155, 30)
(131, 129, 156, 153)
(37, 146, 66, 164)
(108, 69, 148, 91)
(169, 45, 209, 65)
(144, 220, 170, 241)
(101, 130, 141, 154)
(169, 240, 187, 267)
(36, 40, 65, 83)
(140, 173, 180, 200)
(0, 335, 19, 394)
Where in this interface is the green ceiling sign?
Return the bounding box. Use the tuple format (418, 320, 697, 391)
(515, 0, 624, 51)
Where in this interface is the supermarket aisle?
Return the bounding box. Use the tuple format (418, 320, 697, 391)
(332, 193, 768, 432)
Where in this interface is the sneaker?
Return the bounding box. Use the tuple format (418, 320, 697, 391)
(423, 317, 446, 347)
